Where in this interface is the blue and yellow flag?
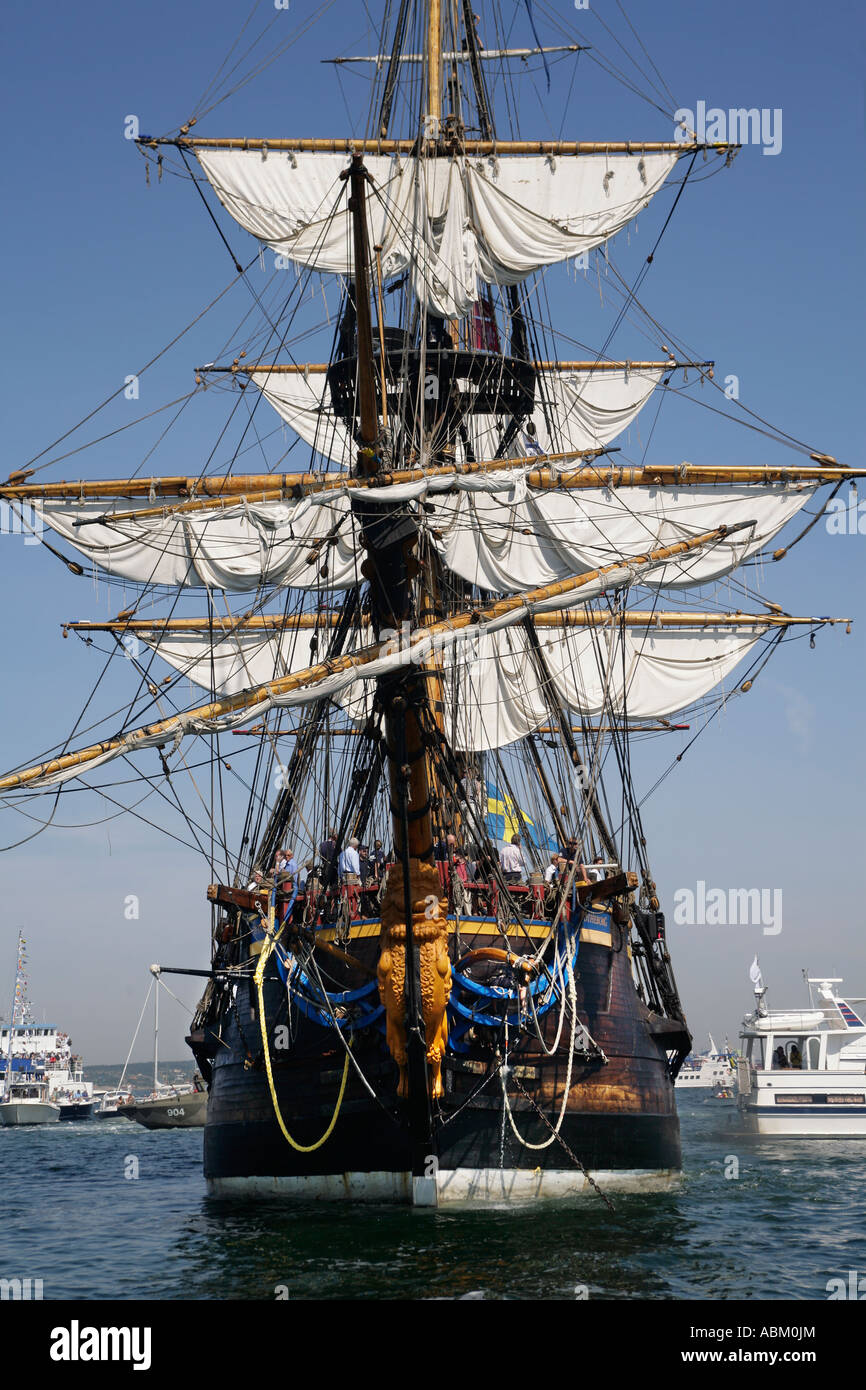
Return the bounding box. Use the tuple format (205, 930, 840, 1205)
(485, 780, 557, 853)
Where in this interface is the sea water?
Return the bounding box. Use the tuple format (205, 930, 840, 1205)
(1, 1099, 863, 1300)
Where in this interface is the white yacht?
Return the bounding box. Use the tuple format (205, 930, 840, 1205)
(94, 1088, 136, 1119)
(737, 965, 866, 1135)
(0, 1071, 60, 1125)
(0, 1023, 94, 1119)
(1, 935, 94, 1119)
(675, 1035, 737, 1090)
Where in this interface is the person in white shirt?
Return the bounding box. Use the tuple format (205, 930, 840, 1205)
(544, 854, 563, 885)
(581, 854, 607, 883)
(274, 847, 298, 881)
(499, 834, 525, 883)
(338, 837, 361, 879)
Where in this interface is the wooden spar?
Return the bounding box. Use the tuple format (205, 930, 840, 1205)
(0, 448, 611, 504)
(326, 46, 587, 64)
(0, 522, 752, 792)
(252, 723, 673, 739)
(202, 360, 710, 373)
(138, 136, 737, 154)
(8, 461, 862, 510)
(62, 612, 851, 635)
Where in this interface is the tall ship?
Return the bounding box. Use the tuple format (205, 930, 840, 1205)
(0, 4, 857, 1200)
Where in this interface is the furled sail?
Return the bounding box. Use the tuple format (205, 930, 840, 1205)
(446, 621, 769, 750)
(34, 476, 817, 593)
(132, 617, 775, 752)
(249, 365, 664, 465)
(433, 479, 819, 591)
(32, 495, 363, 591)
(135, 625, 338, 698)
(195, 150, 679, 316)
(0, 525, 741, 789)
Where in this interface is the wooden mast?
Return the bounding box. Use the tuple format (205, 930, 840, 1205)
(346, 157, 378, 453)
(346, 146, 436, 1165)
(426, 0, 442, 135)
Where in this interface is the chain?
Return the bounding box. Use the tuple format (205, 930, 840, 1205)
(511, 1072, 615, 1212)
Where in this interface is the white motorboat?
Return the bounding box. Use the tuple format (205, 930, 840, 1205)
(94, 1088, 136, 1119)
(0, 1075, 60, 1125)
(1, 933, 95, 1118)
(737, 962, 866, 1136)
(675, 1035, 737, 1090)
(0, 1026, 96, 1118)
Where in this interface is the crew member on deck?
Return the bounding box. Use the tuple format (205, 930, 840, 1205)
(581, 853, 606, 883)
(338, 837, 361, 880)
(359, 845, 373, 886)
(544, 854, 562, 884)
(275, 846, 298, 881)
(319, 828, 338, 878)
(435, 832, 458, 860)
(435, 833, 460, 890)
(500, 833, 526, 883)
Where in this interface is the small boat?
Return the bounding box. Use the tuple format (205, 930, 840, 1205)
(124, 968, 207, 1129)
(0, 1075, 60, 1126)
(737, 961, 866, 1136)
(94, 1089, 136, 1120)
(675, 1035, 737, 1091)
(54, 1097, 95, 1121)
(125, 1083, 207, 1130)
(1, 933, 95, 1118)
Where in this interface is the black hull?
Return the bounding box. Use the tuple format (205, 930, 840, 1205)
(57, 1102, 94, 1121)
(198, 908, 684, 1201)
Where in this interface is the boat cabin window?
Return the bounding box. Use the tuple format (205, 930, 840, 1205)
(746, 1037, 765, 1068)
(770, 1038, 806, 1069)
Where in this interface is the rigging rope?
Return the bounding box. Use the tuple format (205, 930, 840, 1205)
(254, 918, 350, 1152)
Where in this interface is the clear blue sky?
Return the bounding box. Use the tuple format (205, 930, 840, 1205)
(0, 0, 864, 1060)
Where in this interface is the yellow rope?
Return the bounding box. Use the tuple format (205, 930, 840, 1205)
(254, 918, 350, 1153)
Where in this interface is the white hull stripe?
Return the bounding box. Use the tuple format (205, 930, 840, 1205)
(207, 1167, 681, 1204)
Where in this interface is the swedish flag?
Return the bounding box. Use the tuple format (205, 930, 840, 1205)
(485, 780, 557, 853)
